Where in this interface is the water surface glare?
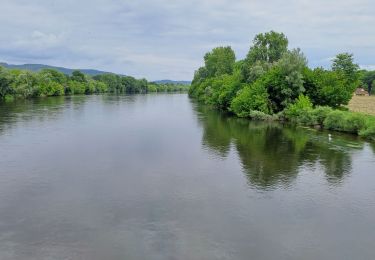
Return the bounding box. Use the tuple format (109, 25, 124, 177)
(0, 94, 374, 260)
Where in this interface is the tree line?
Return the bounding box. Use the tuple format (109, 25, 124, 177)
(189, 31, 375, 140)
(0, 67, 189, 100)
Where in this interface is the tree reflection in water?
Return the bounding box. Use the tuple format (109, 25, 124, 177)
(194, 103, 365, 190)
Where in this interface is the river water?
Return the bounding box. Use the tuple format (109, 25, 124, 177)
(0, 94, 374, 260)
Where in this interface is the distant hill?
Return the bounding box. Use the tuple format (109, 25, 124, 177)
(153, 80, 191, 85)
(0, 62, 111, 76)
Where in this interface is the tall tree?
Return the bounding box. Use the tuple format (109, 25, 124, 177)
(246, 31, 288, 64)
(204, 46, 236, 77)
(332, 53, 360, 88)
(263, 49, 307, 112)
(242, 31, 288, 83)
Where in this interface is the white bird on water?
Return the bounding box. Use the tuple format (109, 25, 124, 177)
(328, 134, 332, 141)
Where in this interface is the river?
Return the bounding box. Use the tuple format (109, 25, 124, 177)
(0, 94, 374, 260)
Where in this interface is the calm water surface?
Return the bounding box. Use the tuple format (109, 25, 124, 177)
(0, 94, 374, 260)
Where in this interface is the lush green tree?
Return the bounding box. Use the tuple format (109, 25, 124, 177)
(263, 49, 307, 112)
(204, 46, 236, 77)
(39, 69, 67, 85)
(122, 76, 137, 93)
(94, 73, 122, 93)
(246, 31, 288, 64)
(242, 31, 288, 83)
(0, 66, 13, 98)
(242, 60, 272, 84)
(67, 80, 86, 94)
(71, 70, 87, 83)
(11, 71, 37, 98)
(205, 72, 242, 109)
(230, 80, 270, 117)
(191, 67, 209, 86)
(332, 53, 360, 89)
(304, 68, 353, 107)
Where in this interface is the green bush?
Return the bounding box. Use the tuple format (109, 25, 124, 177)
(37, 82, 64, 96)
(94, 81, 108, 93)
(147, 84, 157, 92)
(230, 80, 270, 117)
(311, 106, 333, 125)
(284, 95, 313, 119)
(283, 95, 321, 125)
(323, 111, 367, 133)
(68, 81, 86, 95)
(248, 110, 275, 121)
(206, 73, 242, 109)
(304, 68, 355, 108)
(359, 125, 375, 140)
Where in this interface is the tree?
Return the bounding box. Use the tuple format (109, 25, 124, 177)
(246, 31, 288, 64)
(94, 73, 121, 93)
(71, 70, 87, 83)
(242, 31, 288, 83)
(11, 71, 37, 98)
(39, 69, 67, 85)
(304, 68, 353, 107)
(230, 80, 270, 117)
(191, 67, 209, 86)
(0, 66, 13, 98)
(204, 46, 236, 77)
(332, 53, 360, 87)
(263, 49, 307, 112)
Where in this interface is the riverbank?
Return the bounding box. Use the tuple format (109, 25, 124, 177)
(192, 96, 375, 141)
(0, 66, 189, 101)
(282, 95, 375, 141)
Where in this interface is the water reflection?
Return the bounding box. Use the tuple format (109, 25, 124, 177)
(0, 96, 87, 136)
(194, 103, 364, 189)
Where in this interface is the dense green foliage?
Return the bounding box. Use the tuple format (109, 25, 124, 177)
(189, 31, 375, 140)
(204, 46, 236, 78)
(0, 67, 189, 100)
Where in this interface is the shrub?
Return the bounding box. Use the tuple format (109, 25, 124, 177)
(85, 81, 96, 94)
(359, 125, 375, 140)
(284, 94, 313, 119)
(248, 110, 274, 121)
(68, 81, 86, 95)
(37, 82, 64, 96)
(323, 111, 367, 133)
(148, 84, 157, 92)
(283, 95, 319, 125)
(230, 80, 270, 117)
(311, 106, 332, 125)
(94, 81, 108, 93)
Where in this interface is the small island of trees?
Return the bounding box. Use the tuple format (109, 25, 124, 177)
(189, 31, 375, 140)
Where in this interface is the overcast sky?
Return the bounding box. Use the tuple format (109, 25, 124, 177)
(1, 0, 374, 80)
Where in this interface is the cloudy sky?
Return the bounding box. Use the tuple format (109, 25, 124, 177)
(1, 0, 374, 80)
